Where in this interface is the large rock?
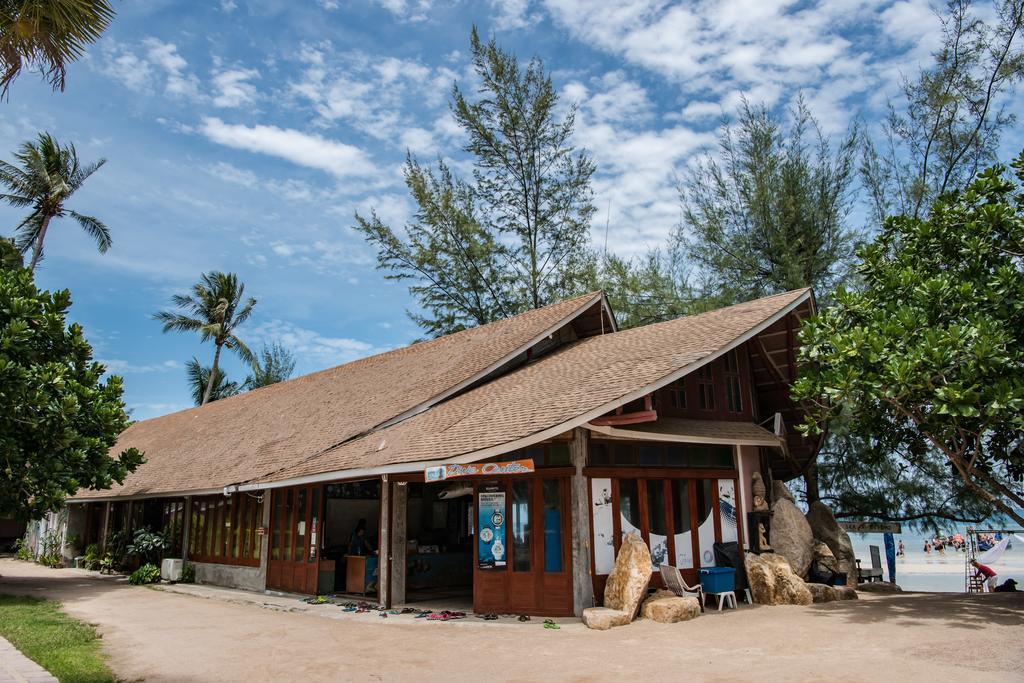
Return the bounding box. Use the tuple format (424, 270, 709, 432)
(806, 502, 857, 584)
(772, 480, 796, 504)
(603, 531, 653, 618)
(582, 607, 631, 630)
(744, 553, 813, 606)
(807, 582, 860, 603)
(812, 541, 840, 574)
(857, 581, 903, 593)
(640, 592, 701, 623)
(770, 498, 815, 577)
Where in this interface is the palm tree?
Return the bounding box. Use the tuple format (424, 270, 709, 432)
(1, 0, 116, 96)
(154, 272, 256, 406)
(185, 358, 240, 406)
(244, 342, 296, 390)
(0, 133, 109, 272)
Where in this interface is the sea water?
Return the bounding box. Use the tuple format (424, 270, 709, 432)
(849, 532, 1024, 592)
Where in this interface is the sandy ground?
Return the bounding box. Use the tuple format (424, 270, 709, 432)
(1, 559, 1022, 683)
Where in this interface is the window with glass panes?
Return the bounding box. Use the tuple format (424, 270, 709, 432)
(667, 379, 686, 410)
(188, 493, 263, 566)
(697, 364, 715, 410)
(724, 350, 743, 413)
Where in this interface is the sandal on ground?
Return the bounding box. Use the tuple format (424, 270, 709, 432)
(543, 619, 560, 630)
(517, 614, 530, 622)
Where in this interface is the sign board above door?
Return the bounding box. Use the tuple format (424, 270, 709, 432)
(425, 459, 535, 482)
(838, 522, 903, 534)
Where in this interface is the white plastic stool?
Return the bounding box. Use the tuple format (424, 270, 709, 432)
(704, 590, 737, 611)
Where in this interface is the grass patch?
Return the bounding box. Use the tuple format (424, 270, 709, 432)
(0, 595, 113, 682)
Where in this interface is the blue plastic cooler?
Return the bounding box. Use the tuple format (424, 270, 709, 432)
(699, 567, 736, 593)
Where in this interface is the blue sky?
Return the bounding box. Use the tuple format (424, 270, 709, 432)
(0, 0, 1017, 420)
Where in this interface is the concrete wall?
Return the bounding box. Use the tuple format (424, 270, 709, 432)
(193, 561, 266, 592)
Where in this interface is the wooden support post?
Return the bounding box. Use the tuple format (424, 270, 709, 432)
(181, 497, 192, 561)
(100, 502, 111, 552)
(259, 491, 271, 579)
(378, 475, 390, 609)
(390, 482, 408, 606)
(570, 427, 595, 616)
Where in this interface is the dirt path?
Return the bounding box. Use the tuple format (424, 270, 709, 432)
(1, 559, 1021, 682)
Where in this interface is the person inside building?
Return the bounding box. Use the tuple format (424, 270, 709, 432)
(348, 518, 376, 556)
(971, 559, 998, 591)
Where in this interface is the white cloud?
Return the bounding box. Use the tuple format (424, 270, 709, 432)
(220, 0, 237, 11)
(208, 161, 259, 187)
(212, 67, 260, 108)
(248, 319, 387, 368)
(541, 0, 922, 130)
(287, 44, 461, 147)
(199, 117, 378, 178)
(100, 359, 180, 374)
(369, 0, 433, 22)
(490, 0, 540, 30)
(99, 38, 202, 100)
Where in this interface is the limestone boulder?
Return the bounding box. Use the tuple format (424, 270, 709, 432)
(744, 553, 813, 606)
(806, 501, 857, 584)
(772, 480, 796, 504)
(812, 541, 840, 574)
(582, 607, 632, 630)
(806, 583, 841, 603)
(641, 594, 701, 623)
(836, 586, 858, 600)
(770, 498, 815, 577)
(857, 581, 902, 593)
(603, 531, 652, 618)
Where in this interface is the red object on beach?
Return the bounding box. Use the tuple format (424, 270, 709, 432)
(975, 562, 996, 578)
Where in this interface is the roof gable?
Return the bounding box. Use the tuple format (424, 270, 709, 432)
(75, 291, 608, 499)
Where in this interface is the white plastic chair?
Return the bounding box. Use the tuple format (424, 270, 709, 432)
(659, 564, 705, 612)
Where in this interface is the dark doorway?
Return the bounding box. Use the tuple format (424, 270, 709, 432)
(402, 481, 473, 604)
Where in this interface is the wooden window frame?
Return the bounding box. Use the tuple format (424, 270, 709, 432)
(723, 350, 743, 414)
(697, 364, 715, 411)
(188, 493, 262, 567)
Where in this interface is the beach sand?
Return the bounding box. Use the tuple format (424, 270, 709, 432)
(2, 558, 1024, 682)
(851, 533, 1024, 591)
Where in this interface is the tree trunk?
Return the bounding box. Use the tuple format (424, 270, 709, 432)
(803, 461, 820, 504)
(202, 344, 223, 406)
(27, 215, 52, 274)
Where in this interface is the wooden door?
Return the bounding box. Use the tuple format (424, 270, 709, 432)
(473, 477, 572, 617)
(267, 485, 322, 594)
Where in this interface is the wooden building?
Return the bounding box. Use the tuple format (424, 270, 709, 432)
(68, 289, 820, 617)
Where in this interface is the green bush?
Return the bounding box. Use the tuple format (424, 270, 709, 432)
(37, 531, 62, 568)
(126, 528, 170, 565)
(82, 543, 102, 570)
(180, 562, 195, 584)
(14, 538, 32, 561)
(128, 563, 160, 585)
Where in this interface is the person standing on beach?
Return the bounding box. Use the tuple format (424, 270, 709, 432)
(971, 560, 998, 591)
(898, 540, 905, 557)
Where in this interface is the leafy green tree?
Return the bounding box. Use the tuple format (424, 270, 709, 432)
(184, 357, 239, 406)
(244, 342, 296, 390)
(0, 0, 115, 96)
(794, 154, 1024, 528)
(861, 0, 1024, 224)
(0, 236, 21, 269)
(0, 132, 109, 273)
(598, 249, 721, 329)
(356, 27, 596, 336)
(0, 260, 142, 520)
(356, 158, 514, 336)
(677, 97, 860, 304)
(154, 272, 255, 406)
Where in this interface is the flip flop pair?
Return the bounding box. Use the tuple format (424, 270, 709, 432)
(543, 619, 560, 630)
